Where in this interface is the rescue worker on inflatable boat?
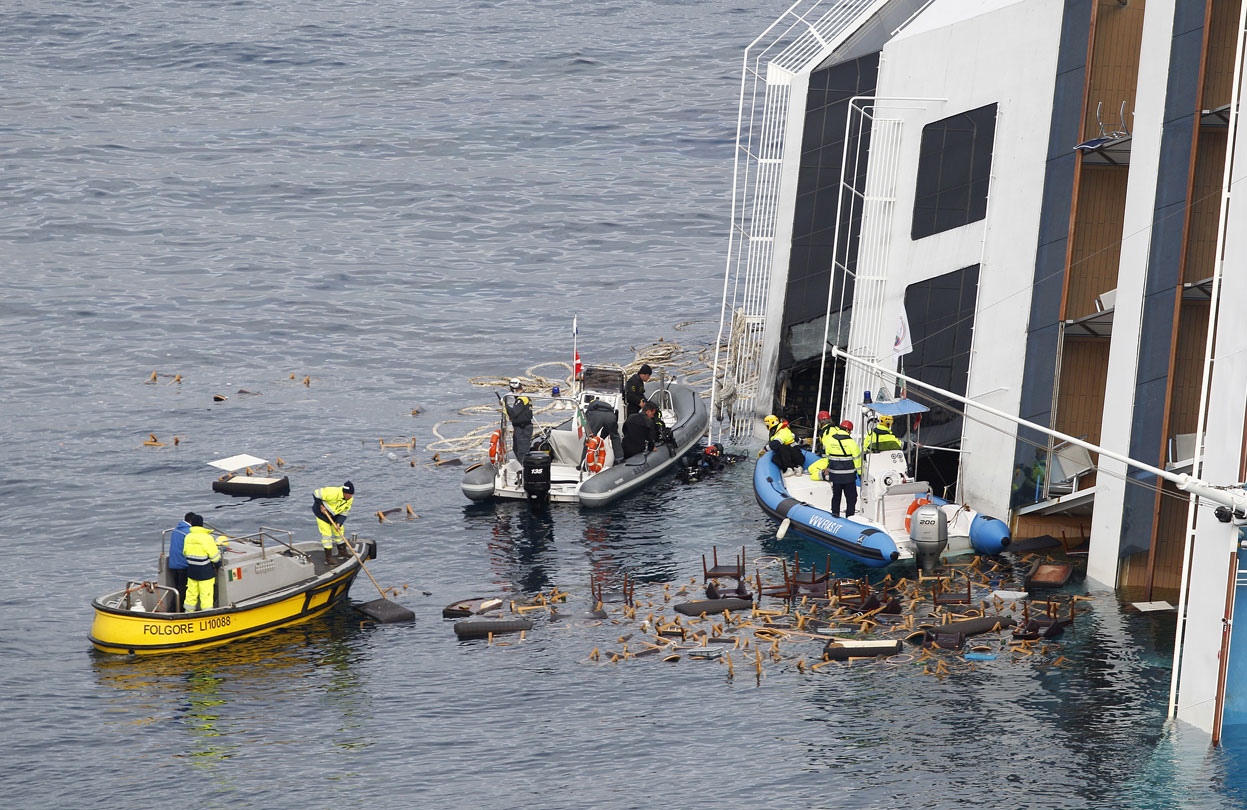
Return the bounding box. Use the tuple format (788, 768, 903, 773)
(182, 513, 222, 612)
(814, 410, 836, 452)
(622, 402, 659, 458)
(583, 395, 623, 466)
(624, 364, 652, 417)
(808, 420, 862, 518)
(864, 413, 903, 453)
(312, 481, 355, 564)
(761, 414, 804, 472)
(504, 378, 534, 462)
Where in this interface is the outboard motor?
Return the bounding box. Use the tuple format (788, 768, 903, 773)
(908, 503, 948, 572)
(522, 452, 552, 501)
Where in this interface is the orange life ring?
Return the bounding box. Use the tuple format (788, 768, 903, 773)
(488, 430, 504, 465)
(586, 436, 607, 473)
(904, 497, 932, 533)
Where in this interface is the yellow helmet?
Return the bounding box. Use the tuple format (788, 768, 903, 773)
(878, 414, 893, 428)
(763, 415, 780, 430)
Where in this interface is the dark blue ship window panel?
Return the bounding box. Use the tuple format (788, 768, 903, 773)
(911, 104, 998, 240)
(904, 265, 980, 498)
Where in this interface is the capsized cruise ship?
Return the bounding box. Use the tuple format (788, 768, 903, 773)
(711, 0, 1247, 744)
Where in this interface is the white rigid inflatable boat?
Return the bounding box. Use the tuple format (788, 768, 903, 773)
(461, 365, 709, 508)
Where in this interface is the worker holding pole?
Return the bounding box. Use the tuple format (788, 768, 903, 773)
(312, 481, 355, 564)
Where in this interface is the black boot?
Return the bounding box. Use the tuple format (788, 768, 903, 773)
(323, 548, 334, 565)
(336, 544, 353, 560)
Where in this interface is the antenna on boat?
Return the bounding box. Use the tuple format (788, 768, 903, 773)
(572, 314, 580, 395)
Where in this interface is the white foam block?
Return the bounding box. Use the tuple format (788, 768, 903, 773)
(992, 590, 1030, 601)
(208, 453, 267, 471)
(1132, 601, 1175, 612)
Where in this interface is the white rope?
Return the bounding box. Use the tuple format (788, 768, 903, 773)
(427, 340, 717, 461)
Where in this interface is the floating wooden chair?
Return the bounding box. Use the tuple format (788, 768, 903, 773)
(590, 572, 634, 607)
(833, 577, 871, 609)
(792, 552, 831, 594)
(932, 572, 972, 606)
(755, 559, 798, 600)
(702, 545, 745, 582)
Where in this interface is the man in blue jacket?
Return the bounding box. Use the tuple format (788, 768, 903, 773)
(168, 512, 194, 610)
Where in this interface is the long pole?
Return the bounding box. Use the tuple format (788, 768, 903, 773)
(324, 508, 389, 602)
(1169, 0, 1247, 722)
(830, 347, 1247, 513)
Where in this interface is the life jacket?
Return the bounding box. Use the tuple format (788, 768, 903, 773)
(769, 423, 796, 445)
(183, 526, 222, 581)
(507, 395, 533, 427)
(865, 426, 902, 452)
(312, 486, 354, 524)
(820, 428, 861, 474)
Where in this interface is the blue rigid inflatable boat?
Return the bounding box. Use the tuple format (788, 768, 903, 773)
(754, 448, 902, 567)
(753, 448, 1010, 569)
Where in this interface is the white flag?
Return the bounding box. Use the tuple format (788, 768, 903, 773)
(893, 307, 913, 356)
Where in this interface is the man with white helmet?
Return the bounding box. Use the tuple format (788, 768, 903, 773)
(504, 378, 534, 462)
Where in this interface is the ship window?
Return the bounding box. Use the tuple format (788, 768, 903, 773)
(911, 104, 997, 240)
(904, 265, 979, 498)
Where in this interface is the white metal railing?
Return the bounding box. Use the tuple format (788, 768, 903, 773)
(841, 102, 906, 411)
(710, 0, 884, 444)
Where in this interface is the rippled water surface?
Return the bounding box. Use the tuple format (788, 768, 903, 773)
(3, 1, 1246, 807)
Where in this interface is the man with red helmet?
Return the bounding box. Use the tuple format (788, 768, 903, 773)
(808, 419, 861, 518)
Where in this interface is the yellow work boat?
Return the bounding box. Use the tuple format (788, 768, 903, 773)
(90, 526, 374, 655)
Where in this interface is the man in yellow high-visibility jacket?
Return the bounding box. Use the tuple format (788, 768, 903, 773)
(808, 420, 862, 518)
(864, 414, 903, 453)
(762, 414, 804, 473)
(312, 481, 355, 564)
(183, 513, 222, 612)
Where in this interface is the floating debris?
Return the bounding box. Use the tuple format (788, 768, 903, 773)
(440, 551, 1090, 683)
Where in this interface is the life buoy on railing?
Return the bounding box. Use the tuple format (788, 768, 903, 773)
(488, 430, 504, 465)
(904, 497, 933, 533)
(586, 436, 606, 473)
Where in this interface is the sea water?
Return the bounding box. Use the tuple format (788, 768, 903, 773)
(2, 1, 1244, 807)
